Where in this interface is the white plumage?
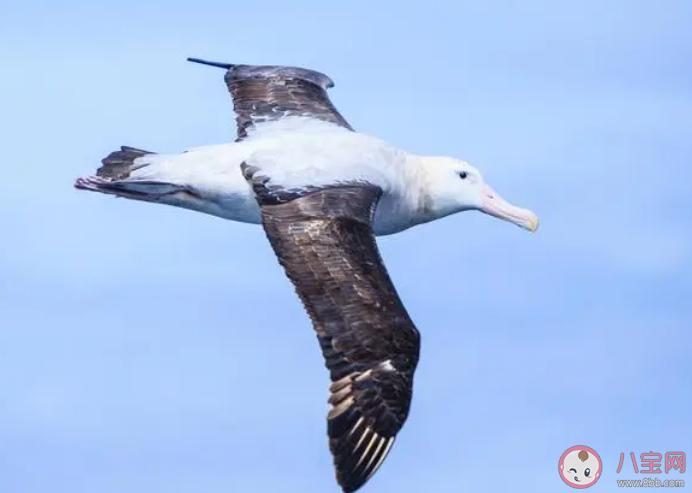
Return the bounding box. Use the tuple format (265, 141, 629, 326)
(77, 116, 537, 235)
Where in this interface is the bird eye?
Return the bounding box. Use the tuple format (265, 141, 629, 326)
(584, 468, 591, 477)
(459, 172, 468, 180)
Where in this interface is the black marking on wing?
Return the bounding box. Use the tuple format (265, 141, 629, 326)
(252, 184, 421, 493)
(219, 64, 354, 141)
(240, 162, 316, 204)
(240, 162, 369, 206)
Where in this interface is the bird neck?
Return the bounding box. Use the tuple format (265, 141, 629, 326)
(408, 155, 459, 226)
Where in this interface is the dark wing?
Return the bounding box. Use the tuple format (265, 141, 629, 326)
(221, 64, 353, 141)
(256, 184, 421, 493)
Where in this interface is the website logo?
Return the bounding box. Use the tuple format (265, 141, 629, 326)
(559, 445, 602, 488)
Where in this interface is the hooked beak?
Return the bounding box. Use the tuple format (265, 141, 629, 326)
(480, 184, 539, 232)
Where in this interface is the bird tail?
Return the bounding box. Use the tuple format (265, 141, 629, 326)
(74, 145, 189, 201)
(95, 145, 155, 180)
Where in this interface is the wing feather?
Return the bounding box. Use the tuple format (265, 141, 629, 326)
(220, 64, 353, 140)
(256, 185, 420, 493)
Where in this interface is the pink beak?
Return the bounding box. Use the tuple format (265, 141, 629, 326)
(480, 184, 539, 232)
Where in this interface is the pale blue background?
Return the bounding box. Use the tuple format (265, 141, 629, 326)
(1, 1, 690, 492)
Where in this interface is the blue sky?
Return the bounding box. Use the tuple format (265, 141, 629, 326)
(1, 1, 690, 492)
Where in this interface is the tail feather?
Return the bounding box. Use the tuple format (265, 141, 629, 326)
(74, 145, 173, 200)
(97, 146, 155, 179)
(74, 175, 188, 202)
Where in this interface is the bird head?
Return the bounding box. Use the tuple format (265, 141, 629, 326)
(420, 157, 539, 232)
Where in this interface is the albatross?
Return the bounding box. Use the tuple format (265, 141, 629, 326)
(74, 57, 539, 492)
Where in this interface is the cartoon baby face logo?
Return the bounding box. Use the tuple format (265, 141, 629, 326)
(559, 445, 602, 488)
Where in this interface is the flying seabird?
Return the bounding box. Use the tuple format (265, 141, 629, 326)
(74, 58, 539, 492)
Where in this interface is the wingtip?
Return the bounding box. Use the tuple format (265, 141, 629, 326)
(186, 57, 233, 70)
(329, 405, 398, 493)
